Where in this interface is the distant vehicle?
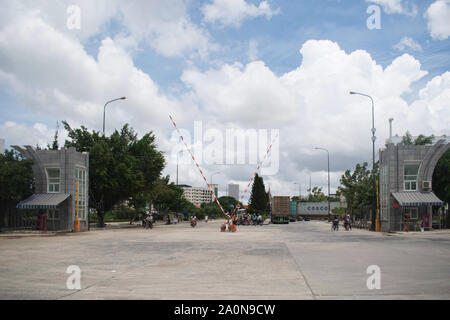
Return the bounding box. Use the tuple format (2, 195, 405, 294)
(297, 216, 304, 221)
(271, 196, 290, 224)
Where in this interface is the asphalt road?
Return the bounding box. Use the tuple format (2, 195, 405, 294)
(0, 220, 449, 300)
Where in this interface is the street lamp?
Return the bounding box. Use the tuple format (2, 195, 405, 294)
(314, 147, 331, 222)
(350, 91, 377, 231)
(103, 97, 126, 136)
(210, 171, 221, 199)
(176, 150, 181, 185)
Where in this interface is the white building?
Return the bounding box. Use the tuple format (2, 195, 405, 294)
(180, 184, 218, 207)
(228, 184, 240, 200)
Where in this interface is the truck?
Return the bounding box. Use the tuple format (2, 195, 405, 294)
(271, 196, 290, 224)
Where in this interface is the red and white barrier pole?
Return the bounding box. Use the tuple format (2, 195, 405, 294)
(169, 115, 229, 220)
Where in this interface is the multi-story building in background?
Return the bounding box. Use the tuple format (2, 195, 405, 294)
(180, 184, 218, 207)
(228, 184, 239, 200)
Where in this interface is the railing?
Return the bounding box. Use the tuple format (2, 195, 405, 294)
(353, 219, 372, 230)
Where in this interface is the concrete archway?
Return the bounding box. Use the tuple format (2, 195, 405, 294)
(12, 145, 47, 193)
(418, 138, 450, 187)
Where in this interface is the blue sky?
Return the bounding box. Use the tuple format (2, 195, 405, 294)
(2, 0, 449, 126)
(0, 0, 449, 198)
(131, 0, 450, 93)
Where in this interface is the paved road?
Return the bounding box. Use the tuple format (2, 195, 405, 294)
(0, 220, 449, 300)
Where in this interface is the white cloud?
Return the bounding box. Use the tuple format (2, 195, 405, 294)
(407, 71, 450, 134)
(424, 0, 450, 40)
(366, 0, 418, 16)
(0, 122, 56, 149)
(0, 11, 190, 148)
(0, 0, 118, 43)
(202, 0, 280, 28)
(0, 3, 449, 202)
(394, 37, 423, 52)
(118, 1, 217, 59)
(179, 40, 449, 197)
(0, 0, 216, 60)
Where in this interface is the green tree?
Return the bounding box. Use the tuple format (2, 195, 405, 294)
(248, 174, 269, 215)
(151, 176, 190, 213)
(402, 131, 434, 146)
(0, 150, 34, 216)
(414, 134, 434, 146)
(402, 131, 413, 145)
(197, 196, 237, 219)
(338, 161, 378, 216)
(62, 121, 165, 227)
(304, 186, 328, 202)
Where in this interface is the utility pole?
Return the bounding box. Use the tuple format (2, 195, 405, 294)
(309, 175, 311, 195)
(350, 91, 377, 231)
(314, 147, 331, 222)
(103, 97, 126, 136)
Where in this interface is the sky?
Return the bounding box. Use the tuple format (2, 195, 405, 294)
(0, 0, 449, 203)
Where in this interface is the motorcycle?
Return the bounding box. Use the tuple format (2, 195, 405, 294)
(191, 218, 197, 228)
(143, 216, 153, 229)
(344, 219, 351, 231)
(331, 219, 339, 231)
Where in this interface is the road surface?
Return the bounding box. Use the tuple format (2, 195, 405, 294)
(1, 220, 449, 299)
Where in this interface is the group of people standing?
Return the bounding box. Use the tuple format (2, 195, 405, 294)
(235, 213, 263, 226)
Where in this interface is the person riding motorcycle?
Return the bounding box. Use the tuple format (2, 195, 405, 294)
(191, 215, 197, 227)
(344, 214, 351, 231)
(332, 215, 339, 231)
(257, 214, 263, 226)
(144, 214, 153, 229)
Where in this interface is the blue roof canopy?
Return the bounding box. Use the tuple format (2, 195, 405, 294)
(16, 193, 71, 209)
(392, 192, 443, 207)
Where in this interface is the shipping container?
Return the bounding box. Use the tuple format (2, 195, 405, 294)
(271, 196, 290, 224)
(289, 201, 298, 221)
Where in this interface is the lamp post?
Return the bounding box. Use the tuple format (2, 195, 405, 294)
(103, 97, 126, 136)
(350, 91, 377, 231)
(210, 171, 221, 200)
(309, 175, 312, 196)
(314, 147, 331, 222)
(176, 150, 183, 185)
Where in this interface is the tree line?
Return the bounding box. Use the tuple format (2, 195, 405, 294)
(1, 128, 448, 227)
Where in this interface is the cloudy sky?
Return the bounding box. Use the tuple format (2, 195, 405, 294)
(0, 0, 449, 202)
